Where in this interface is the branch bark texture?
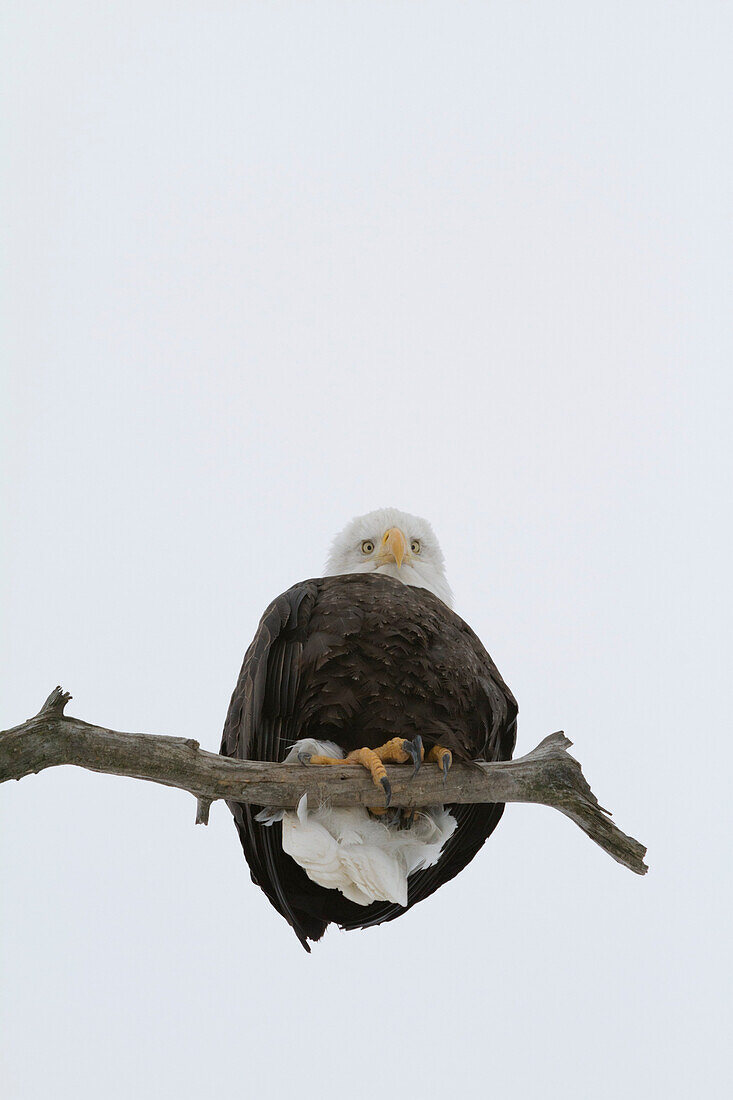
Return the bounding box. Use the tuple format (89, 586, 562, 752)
(1, 687, 648, 875)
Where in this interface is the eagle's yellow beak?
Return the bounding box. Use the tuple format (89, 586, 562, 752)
(379, 527, 408, 569)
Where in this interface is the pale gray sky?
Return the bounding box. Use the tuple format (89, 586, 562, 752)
(2, 3, 731, 1098)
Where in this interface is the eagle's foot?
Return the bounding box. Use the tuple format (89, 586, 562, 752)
(299, 737, 425, 808)
(300, 746, 393, 806)
(427, 745, 452, 781)
(345, 747, 394, 806)
(373, 734, 424, 777)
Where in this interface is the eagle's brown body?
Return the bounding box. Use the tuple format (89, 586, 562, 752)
(221, 572, 517, 950)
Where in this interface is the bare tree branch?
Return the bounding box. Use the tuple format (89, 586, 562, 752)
(1, 686, 648, 875)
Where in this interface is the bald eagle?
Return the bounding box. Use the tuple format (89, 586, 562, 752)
(221, 508, 517, 950)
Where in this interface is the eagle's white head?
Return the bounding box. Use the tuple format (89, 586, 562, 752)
(324, 507, 453, 608)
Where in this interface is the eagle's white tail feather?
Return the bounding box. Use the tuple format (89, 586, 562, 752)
(257, 739, 457, 907)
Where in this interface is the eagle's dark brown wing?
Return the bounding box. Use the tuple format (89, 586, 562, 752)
(221, 573, 517, 951)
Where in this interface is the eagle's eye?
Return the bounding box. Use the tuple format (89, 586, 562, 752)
(361, 540, 375, 555)
(411, 539, 421, 554)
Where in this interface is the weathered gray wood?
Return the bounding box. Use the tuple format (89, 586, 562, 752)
(1, 687, 648, 875)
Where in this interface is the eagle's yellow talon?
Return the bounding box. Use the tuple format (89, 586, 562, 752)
(372, 737, 414, 764)
(303, 736, 426, 806)
(427, 745, 452, 779)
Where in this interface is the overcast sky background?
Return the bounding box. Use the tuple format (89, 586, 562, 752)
(1, 3, 731, 1098)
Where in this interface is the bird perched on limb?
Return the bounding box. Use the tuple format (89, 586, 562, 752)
(221, 508, 517, 951)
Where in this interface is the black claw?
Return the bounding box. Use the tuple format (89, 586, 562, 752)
(441, 753, 451, 782)
(403, 734, 423, 777)
(298, 752, 312, 766)
(380, 775, 392, 807)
